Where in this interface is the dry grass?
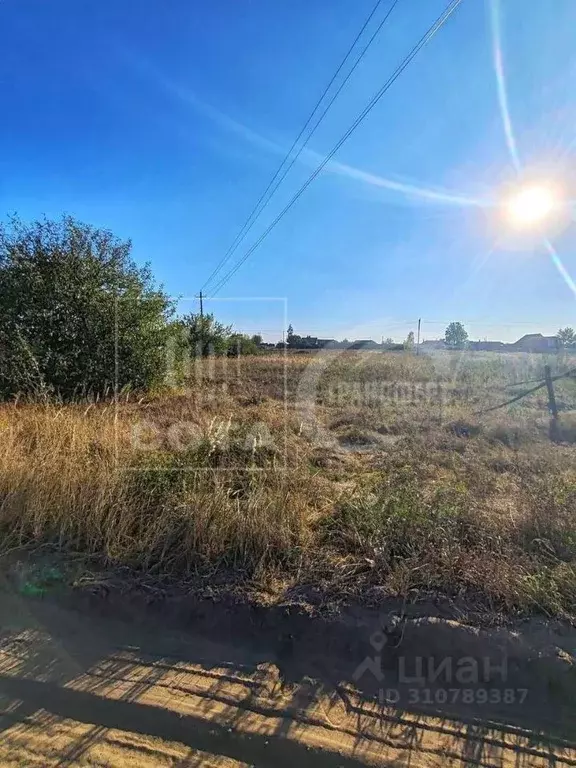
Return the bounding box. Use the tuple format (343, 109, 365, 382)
(0, 401, 327, 576)
(1, 350, 575, 617)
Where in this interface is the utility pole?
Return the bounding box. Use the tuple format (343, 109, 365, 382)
(198, 290, 204, 357)
(416, 318, 421, 355)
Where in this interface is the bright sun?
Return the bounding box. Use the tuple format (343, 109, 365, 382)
(506, 185, 557, 227)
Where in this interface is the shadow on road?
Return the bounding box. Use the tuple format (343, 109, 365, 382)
(0, 585, 574, 767)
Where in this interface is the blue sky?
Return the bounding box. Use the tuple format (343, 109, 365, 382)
(1, 0, 575, 342)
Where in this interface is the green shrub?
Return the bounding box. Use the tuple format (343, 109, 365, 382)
(0, 215, 174, 399)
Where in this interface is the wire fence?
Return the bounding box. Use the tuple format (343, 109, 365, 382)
(475, 365, 576, 418)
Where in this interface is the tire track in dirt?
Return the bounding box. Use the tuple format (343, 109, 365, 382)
(0, 585, 575, 766)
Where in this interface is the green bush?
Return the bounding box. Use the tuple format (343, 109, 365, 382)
(0, 215, 174, 399)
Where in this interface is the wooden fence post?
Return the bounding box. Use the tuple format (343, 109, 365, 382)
(544, 364, 558, 420)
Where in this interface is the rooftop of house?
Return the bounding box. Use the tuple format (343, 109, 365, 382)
(516, 333, 545, 342)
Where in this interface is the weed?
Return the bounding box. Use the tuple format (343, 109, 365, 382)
(1, 351, 576, 616)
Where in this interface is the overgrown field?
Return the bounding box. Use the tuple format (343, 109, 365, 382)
(2, 350, 576, 617)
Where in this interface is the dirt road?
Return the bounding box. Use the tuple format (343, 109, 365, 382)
(0, 583, 575, 767)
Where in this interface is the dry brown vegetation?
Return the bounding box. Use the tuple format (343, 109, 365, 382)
(1, 350, 576, 617)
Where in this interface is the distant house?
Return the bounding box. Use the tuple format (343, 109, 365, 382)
(420, 339, 445, 350)
(467, 341, 506, 352)
(283, 332, 562, 353)
(350, 339, 380, 350)
(512, 333, 559, 353)
(289, 335, 323, 349)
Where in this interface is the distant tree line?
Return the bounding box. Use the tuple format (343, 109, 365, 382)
(440, 323, 575, 352)
(1, 214, 571, 401)
(283, 325, 407, 351)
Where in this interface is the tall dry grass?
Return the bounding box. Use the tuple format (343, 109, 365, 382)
(0, 352, 575, 616)
(0, 400, 325, 576)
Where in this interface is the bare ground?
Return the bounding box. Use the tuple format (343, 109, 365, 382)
(0, 570, 576, 767)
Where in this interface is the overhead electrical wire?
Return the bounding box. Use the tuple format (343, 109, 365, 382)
(208, 0, 464, 297)
(201, 0, 399, 294)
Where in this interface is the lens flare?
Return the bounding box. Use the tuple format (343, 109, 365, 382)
(505, 185, 557, 227)
(544, 238, 576, 299)
(489, 0, 521, 173)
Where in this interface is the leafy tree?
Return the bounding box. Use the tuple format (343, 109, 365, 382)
(286, 324, 302, 349)
(251, 334, 263, 347)
(557, 327, 576, 348)
(180, 312, 232, 357)
(404, 331, 415, 350)
(288, 335, 303, 349)
(228, 333, 260, 356)
(0, 215, 173, 399)
(173, 315, 261, 368)
(444, 322, 468, 349)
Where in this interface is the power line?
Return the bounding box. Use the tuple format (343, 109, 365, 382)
(208, 0, 464, 298)
(421, 320, 553, 326)
(201, 0, 399, 294)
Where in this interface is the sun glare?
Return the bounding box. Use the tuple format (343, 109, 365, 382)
(505, 185, 557, 227)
